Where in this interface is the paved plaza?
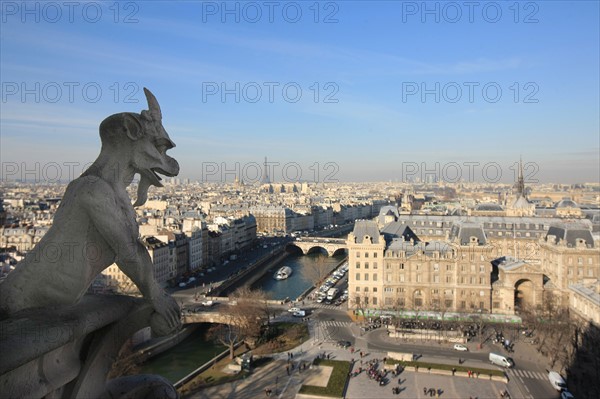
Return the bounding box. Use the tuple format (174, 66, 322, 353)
(187, 335, 511, 399)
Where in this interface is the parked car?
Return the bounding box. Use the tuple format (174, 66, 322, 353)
(560, 391, 574, 399)
(453, 344, 468, 351)
(202, 300, 215, 307)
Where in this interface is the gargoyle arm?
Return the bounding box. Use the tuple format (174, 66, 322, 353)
(79, 180, 163, 302)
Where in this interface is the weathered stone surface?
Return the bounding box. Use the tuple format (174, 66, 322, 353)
(0, 88, 181, 337)
(0, 295, 136, 374)
(0, 89, 182, 398)
(0, 295, 154, 398)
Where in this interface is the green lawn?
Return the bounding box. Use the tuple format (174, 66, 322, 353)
(298, 358, 351, 398)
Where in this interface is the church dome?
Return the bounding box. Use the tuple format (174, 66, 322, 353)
(556, 199, 578, 209)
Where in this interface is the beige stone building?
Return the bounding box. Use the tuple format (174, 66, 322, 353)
(538, 224, 599, 307)
(347, 217, 599, 317)
(348, 220, 494, 313)
(98, 236, 171, 294)
(569, 279, 600, 326)
(1, 226, 48, 252)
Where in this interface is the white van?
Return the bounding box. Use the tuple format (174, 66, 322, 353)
(548, 371, 567, 391)
(489, 352, 514, 368)
(293, 310, 306, 317)
(327, 288, 339, 300)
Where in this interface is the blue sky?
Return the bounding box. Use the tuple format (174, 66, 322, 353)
(1, 1, 599, 184)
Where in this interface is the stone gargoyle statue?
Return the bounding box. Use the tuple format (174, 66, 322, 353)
(0, 88, 181, 336)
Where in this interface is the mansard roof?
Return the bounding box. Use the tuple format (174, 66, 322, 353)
(449, 221, 487, 245)
(352, 220, 382, 244)
(387, 239, 452, 256)
(379, 205, 399, 218)
(381, 221, 420, 243)
(546, 223, 594, 248)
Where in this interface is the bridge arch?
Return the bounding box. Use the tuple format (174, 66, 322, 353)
(285, 243, 304, 255)
(332, 248, 348, 257)
(306, 246, 329, 256)
(289, 237, 348, 257)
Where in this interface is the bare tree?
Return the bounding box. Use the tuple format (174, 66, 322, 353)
(229, 286, 272, 347)
(301, 255, 331, 291)
(207, 287, 272, 358)
(207, 322, 243, 360)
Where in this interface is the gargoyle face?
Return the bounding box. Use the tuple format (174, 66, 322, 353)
(131, 88, 180, 207)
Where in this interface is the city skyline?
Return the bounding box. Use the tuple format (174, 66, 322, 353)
(1, 1, 599, 184)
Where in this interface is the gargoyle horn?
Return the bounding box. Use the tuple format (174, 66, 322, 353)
(144, 87, 162, 120)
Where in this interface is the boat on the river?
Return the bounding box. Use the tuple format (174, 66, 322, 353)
(274, 266, 293, 280)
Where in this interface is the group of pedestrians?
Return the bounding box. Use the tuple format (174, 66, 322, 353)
(467, 370, 479, 378)
(423, 387, 443, 397)
(365, 358, 388, 386)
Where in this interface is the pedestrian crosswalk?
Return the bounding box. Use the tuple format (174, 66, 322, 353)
(312, 303, 347, 310)
(321, 320, 350, 328)
(508, 369, 547, 380)
(312, 320, 350, 342)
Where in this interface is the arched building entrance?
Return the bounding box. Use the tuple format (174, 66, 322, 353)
(492, 259, 545, 315)
(514, 279, 534, 311)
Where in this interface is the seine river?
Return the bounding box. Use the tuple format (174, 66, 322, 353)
(139, 252, 345, 381)
(138, 325, 226, 383)
(252, 252, 346, 300)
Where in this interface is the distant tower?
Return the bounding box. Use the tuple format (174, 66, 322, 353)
(262, 156, 271, 184)
(514, 157, 525, 197)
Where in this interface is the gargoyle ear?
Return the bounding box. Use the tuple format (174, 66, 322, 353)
(123, 113, 143, 141)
